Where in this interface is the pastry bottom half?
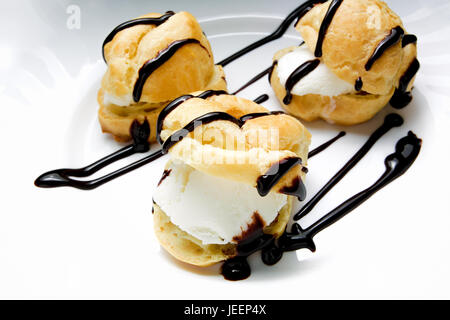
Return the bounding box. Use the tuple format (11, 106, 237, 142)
(152, 196, 292, 267)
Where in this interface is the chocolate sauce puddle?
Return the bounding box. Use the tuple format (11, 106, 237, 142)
(390, 58, 420, 109)
(295, 113, 404, 220)
(102, 11, 175, 62)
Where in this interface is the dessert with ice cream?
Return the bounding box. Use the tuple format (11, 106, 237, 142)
(151, 92, 310, 278)
(98, 11, 227, 142)
(270, 0, 419, 125)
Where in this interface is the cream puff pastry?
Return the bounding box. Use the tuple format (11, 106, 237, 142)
(98, 11, 227, 142)
(151, 91, 311, 267)
(270, 0, 419, 125)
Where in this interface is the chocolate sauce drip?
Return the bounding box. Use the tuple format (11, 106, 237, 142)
(402, 34, 417, 48)
(314, 0, 343, 57)
(217, 1, 326, 67)
(279, 176, 306, 200)
(273, 131, 421, 257)
(283, 59, 320, 105)
(390, 58, 420, 109)
(155, 90, 228, 144)
(268, 61, 277, 84)
(102, 11, 175, 62)
(308, 131, 346, 158)
(365, 26, 405, 71)
(355, 77, 363, 92)
(253, 94, 269, 104)
(232, 66, 273, 95)
(221, 229, 275, 280)
(239, 110, 284, 122)
(294, 113, 404, 220)
(133, 39, 207, 102)
(157, 169, 172, 186)
(161, 110, 305, 203)
(34, 120, 162, 190)
(257, 157, 306, 201)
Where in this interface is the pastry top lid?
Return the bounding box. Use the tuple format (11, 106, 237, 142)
(158, 92, 311, 195)
(102, 11, 216, 105)
(296, 0, 415, 95)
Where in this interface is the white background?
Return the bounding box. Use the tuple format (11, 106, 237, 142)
(1, 0, 449, 299)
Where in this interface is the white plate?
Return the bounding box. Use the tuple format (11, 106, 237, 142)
(1, 0, 450, 299)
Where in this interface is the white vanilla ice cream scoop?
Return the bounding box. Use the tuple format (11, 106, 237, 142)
(153, 160, 288, 245)
(276, 45, 354, 97)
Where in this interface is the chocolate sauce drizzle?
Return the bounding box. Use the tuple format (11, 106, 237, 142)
(308, 131, 346, 158)
(402, 34, 417, 48)
(222, 230, 275, 280)
(223, 126, 422, 280)
(34, 89, 269, 191)
(239, 110, 284, 122)
(314, 0, 343, 57)
(161, 111, 242, 153)
(365, 26, 405, 71)
(217, 0, 326, 67)
(36, 1, 422, 281)
(257, 157, 306, 201)
(295, 113, 404, 220)
(253, 94, 269, 104)
(34, 119, 166, 190)
(355, 77, 363, 92)
(155, 90, 228, 144)
(160, 110, 291, 161)
(232, 65, 273, 95)
(102, 11, 175, 62)
(276, 131, 421, 255)
(283, 59, 320, 105)
(389, 58, 420, 109)
(268, 61, 277, 83)
(133, 39, 207, 102)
